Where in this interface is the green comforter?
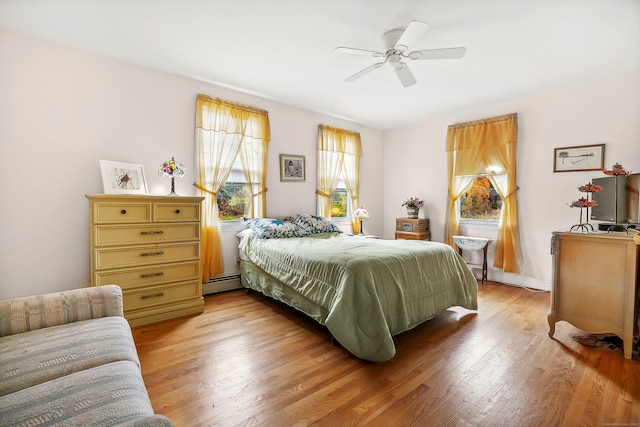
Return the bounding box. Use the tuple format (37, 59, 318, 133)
(238, 232, 478, 362)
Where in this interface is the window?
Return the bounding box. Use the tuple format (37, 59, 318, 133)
(445, 113, 523, 273)
(330, 178, 351, 219)
(316, 125, 362, 232)
(195, 94, 270, 281)
(459, 175, 502, 221)
(216, 157, 250, 220)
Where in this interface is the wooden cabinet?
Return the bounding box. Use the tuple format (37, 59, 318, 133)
(87, 194, 205, 327)
(394, 218, 430, 240)
(548, 231, 639, 359)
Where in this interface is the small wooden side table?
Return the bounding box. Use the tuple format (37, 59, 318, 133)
(395, 218, 430, 241)
(452, 236, 492, 283)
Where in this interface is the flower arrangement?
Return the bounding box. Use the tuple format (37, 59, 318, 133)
(603, 163, 631, 176)
(568, 181, 602, 232)
(402, 197, 424, 209)
(577, 183, 603, 193)
(569, 197, 597, 208)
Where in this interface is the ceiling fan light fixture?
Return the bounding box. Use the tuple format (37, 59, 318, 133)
(335, 20, 466, 86)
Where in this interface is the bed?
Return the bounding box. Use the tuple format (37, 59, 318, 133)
(237, 215, 478, 362)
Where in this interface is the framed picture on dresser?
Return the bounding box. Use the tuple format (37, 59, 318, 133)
(99, 160, 149, 194)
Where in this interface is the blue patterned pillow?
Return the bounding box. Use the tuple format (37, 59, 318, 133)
(284, 214, 342, 234)
(244, 218, 308, 239)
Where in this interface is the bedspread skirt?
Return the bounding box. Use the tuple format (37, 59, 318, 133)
(239, 233, 478, 362)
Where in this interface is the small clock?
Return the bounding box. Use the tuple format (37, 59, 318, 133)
(402, 223, 413, 231)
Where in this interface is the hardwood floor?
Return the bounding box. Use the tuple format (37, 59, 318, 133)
(132, 281, 639, 427)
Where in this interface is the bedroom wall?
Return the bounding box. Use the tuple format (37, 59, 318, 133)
(2, 28, 637, 299)
(383, 69, 640, 290)
(0, 29, 384, 299)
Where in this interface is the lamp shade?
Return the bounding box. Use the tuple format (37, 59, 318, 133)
(352, 207, 369, 220)
(158, 157, 187, 178)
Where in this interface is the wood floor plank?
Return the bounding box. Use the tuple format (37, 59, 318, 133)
(132, 281, 639, 426)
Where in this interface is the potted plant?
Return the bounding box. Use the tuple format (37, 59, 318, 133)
(402, 197, 424, 219)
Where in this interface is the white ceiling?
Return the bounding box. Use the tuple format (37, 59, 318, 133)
(1, 0, 639, 130)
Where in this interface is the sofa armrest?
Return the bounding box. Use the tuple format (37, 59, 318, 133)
(0, 285, 124, 337)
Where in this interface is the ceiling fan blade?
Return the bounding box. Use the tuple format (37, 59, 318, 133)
(395, 20, 430, 52)
(345, 61, 386, 82)
(394, 62, 417, 87)
(335, 47, 385, 57)
(408, 47, 467, 60)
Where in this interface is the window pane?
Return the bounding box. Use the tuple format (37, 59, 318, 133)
(217, 182, 250, 220)
(331, 188, 348, 218)
(459, 176, 502, 220)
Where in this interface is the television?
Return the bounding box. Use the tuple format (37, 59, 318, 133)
(590, 173, 640, 228)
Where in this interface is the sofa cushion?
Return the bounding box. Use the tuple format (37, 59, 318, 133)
(0, 360, 172, 426)
(0, 316, 140, 396)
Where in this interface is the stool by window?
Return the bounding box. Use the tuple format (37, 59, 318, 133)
(452, 236, 492, 283)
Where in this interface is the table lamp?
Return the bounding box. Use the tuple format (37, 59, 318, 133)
(158, 157, 187, 196)
(352, 207, 369, 236)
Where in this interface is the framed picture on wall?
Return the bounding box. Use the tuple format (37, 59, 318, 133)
(99, 160, 149, 194)
(280, 154, 306, 182)
(553, 144, 605, 172)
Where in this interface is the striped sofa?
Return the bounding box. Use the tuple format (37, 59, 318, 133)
(0, 285, 172, 426)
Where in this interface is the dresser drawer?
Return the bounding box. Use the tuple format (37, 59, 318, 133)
(94, 242, 200, 270)
(123, 280, 202, 311)
(154, 202, 200, 222)
(93, 202, 152, 224)
(94, 223, 200, 246)
(93, 262, 200, 288)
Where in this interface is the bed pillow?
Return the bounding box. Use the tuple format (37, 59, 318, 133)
(244, 218, 308, 239)
(285, 214, 342, 234)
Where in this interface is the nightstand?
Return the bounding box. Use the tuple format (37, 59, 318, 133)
(394, 218, 430, 240)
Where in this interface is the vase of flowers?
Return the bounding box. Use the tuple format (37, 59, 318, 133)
(402, 197, 424, 219)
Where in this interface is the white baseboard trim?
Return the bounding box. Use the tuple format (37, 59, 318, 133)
(203, 274, 242, 295)
(469, 267, 550, 291)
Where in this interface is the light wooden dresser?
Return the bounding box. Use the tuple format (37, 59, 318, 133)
(548, 231, 639, 359)
(87, 194, 204, 327)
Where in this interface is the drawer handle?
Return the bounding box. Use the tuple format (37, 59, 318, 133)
(175, 209, 181, 214)
(141, 251, 164, 257)
(120, 209, 127, 215)
(140, 230, 164, 235)
(141, 292, 165, 300)
(140, 272, 164, 278)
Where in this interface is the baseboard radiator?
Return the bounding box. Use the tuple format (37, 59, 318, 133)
(203, 274, 242, 295)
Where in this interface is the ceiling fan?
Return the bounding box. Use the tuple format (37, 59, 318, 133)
(335, 20, 466, 87)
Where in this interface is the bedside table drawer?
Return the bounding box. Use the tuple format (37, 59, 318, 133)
(94, 223, 200, 246)
(394, 230, 431, 240)
(94, 242, 200, 270)
(93, 202, 152, 224)
(154, 203, 200, 222)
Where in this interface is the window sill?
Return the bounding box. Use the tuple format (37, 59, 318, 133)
(220, 220, 247, 233)
(459, 219, 499, 229)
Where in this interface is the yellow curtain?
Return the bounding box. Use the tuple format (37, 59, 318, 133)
(317, 125, 362, 233)
(194, 94, 270, 282)
(445, 113, 523, 273)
